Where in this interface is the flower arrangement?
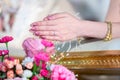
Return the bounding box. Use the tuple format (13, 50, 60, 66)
(0, 36, 77, 80)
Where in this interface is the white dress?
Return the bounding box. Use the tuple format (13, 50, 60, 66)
(0, 0, 75, 57)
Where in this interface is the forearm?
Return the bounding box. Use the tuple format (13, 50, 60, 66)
(79, 21, 120, 39)
(79, 20, 107, 39)
(79, 0, 120, 39)
(105, 0, 120, 22)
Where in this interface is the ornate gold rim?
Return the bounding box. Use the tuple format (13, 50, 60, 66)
(55, 50, 120, 69)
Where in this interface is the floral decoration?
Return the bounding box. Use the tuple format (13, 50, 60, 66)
(0, 36, 77, 80)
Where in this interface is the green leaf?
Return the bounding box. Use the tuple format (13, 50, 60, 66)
(33, 63, 38, 75)
(40, 77, 45, 80)
(0, 72, 6, 78)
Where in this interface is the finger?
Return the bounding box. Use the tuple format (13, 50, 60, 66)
(45, 12, 68, 20)
(33, 31, 58, 36)
(30, 20, 56, 27)
(30, 26, 55, 31)
(41, 36, 61, 41)
(43, 17, 49, 21)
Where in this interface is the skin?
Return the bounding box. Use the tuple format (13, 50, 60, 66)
(30, 0, 120, 41)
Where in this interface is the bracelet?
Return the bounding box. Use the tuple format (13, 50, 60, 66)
(104, 21, 112, 41)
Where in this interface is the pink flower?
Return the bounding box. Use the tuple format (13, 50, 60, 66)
(42, 62, 46, 69)
(2, 50, 9, 55)
(41, 39, 54, 47)
(0, 50, 2, 56)
(4, 57, 15, 61)
(7, 70, 14, 79)
(50, 65, 77, 80)
(31, 76, 39, 80)
(0, 50, 9, 56)
(46, 46, 55, 55)
(3, 58, 15, 69)
(34, 52, 50, 66)
(25, 62, 33, 69)
(0, 36, 13, 43)
(14, 59, 20, 65)
(22, 38, 45, 57)
(40, 69, 49, 77)
(0, 62, 7, 72)
(15, 64, 23, 75)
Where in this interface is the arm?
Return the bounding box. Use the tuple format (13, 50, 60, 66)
(30, 0, 120, 41)
(81, 0, 120, 39)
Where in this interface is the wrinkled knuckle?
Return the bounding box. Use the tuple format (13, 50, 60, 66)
(45, 21, 49, 25)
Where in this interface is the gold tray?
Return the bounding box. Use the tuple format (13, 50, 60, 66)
(54, 50, 120, 75)
(17, 50, 120, 75)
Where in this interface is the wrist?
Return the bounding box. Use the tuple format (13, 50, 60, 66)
(76, 20, 108, 39)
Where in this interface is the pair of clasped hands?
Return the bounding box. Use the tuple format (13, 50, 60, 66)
(30, 13, 83, 42)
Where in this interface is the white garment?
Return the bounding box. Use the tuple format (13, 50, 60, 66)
(70, 38, 120, 52)
(0, 0, 75, 57)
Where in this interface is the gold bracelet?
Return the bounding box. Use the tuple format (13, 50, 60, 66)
(104, 21, 112, 41)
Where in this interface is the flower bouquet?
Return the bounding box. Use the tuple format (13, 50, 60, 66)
(0, 36, 77, 80)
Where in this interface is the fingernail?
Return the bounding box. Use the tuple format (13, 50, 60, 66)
(29, 29, 34, 32)
(35, 32, 38, 34)
(30, 23, 37, 27)
(41, 36, 45, 39)
(31, 27, 35, 30)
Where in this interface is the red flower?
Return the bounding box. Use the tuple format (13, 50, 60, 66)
(0, 36, 13, 43)
(0, 50, 2, 56)
(42, 62, 46, 69)
(40, 69, 49, 77)
(0, 50, 9, 56)
(31, 76, 39, 80)
(41, 39, 54, 47)
(2, 50, 9, 55)
(34, 52, 50, 66)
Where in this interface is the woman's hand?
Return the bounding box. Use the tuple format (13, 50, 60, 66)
(30, 13, 82, 41)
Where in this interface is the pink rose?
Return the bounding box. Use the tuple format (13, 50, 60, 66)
(3, 58, 15, 69)
(34, 51, 50, 66)
(40, 69, 49, 77)
(25, 62, 33, 69)
(41, 39, 54, 47)
(0, 36, 13, 43)
(42, 62, 46, 69)
(7, 70, 14, 79)
(14, 59, 20, 65)
(32, 76, 39, 80)
(16, 64, 23, 75)
(50, 65, 77, 80)
(0, 62, 7, 72)
(22, 38, 45, 57)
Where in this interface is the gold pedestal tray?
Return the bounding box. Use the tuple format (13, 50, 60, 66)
(16, 50, 120, 80)
(55, 50, 120, 75)
(17, 50, 120, 75)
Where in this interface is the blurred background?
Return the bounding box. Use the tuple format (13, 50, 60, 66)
(1, 0, 120, 80)
(0, 0, 110, 33)
(0, 0, 110, 53)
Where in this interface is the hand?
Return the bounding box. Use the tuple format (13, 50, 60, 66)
(30, 13, 82, 41)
